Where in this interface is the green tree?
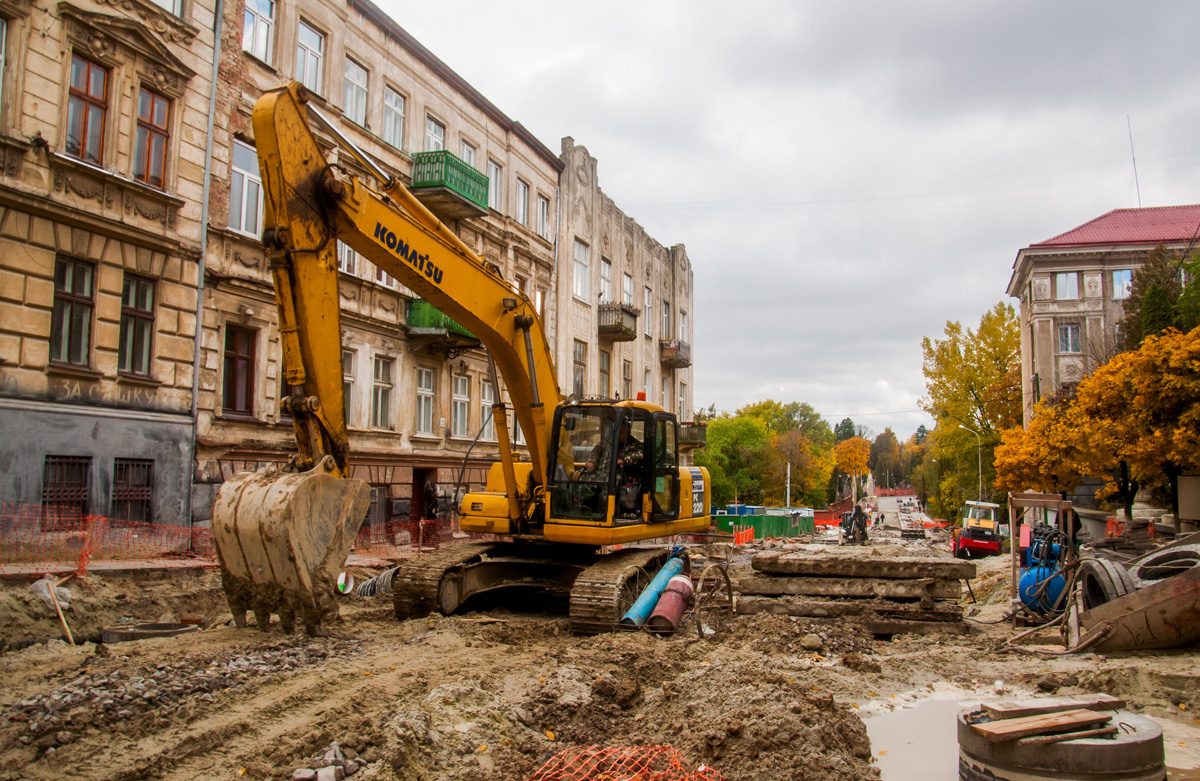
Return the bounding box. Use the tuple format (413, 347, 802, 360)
(694, 415, 771, 507)
(869, 428, 900, 487)
(834, 418, 857, 442)
(1119, 246, 1184, 351)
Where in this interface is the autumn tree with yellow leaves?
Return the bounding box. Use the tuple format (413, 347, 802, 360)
(835, 436, 871, 501)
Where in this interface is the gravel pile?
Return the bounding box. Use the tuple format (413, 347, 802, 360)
(3, 638, 361, 750)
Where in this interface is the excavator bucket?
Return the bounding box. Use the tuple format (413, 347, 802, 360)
(211, 456, 370, 634)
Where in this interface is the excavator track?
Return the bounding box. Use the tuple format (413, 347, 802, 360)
(568, 548, 672, 635)
(391, 542, 497, 621)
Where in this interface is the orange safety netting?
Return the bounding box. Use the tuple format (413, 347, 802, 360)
(526, 746, 722, 781)
(0, 503, 217, 575)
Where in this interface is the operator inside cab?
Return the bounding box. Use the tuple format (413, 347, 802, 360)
(550, 405, 651, 524)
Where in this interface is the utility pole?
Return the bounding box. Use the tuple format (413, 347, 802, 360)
(786, 462, 791, 509)
(959, 424, 982, 502)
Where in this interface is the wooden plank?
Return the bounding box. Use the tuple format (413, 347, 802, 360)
(736, 574, 961, 600)
(981, 694, 1126, 721)
(1016, 726, 1118, 746)
(970, 709, 1112, 743)
(751, 553, 976, 580)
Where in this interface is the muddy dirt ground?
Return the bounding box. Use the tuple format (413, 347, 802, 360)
(2, 535, 1199, 781)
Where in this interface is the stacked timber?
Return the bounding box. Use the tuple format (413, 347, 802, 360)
(736, 551, 975, 635)
(1092, 516, 1159, 553)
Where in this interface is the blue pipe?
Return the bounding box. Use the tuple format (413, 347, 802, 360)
(620, 556, 686, 627)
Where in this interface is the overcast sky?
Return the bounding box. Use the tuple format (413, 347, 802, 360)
(381, 1, 1200, 440)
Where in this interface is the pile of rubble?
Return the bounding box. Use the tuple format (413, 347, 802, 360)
(735, 549, 975, 635)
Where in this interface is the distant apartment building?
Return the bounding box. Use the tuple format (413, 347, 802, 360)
(191, 0, 565, 528)
(1006, 204, 1200, 426)
(0, 0, 215, 523)
(554, 139, 700, 465)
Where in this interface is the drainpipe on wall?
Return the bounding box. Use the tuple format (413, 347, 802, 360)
(184, 0, 224, 527)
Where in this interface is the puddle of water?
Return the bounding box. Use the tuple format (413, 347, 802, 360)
(863, 697, 1200, 781)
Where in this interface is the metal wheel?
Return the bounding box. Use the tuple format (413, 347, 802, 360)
(614, 563, 656, 629)
(689, 563, 733, 641)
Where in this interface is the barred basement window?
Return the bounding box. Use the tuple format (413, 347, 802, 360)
(42, 455, 90, 529)
(112, 458, 153, 524)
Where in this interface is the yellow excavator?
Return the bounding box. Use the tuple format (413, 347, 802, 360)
(210, 82, 711, 635)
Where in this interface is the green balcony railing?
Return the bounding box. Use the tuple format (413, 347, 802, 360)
(407, 299, 476, 341)
(410, 150, 489, 211)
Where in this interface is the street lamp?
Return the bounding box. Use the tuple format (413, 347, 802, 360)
(959, 424, 982, 502)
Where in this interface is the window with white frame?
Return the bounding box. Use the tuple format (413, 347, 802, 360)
(600, 258, 612, 303)
(342, 349, 355, 426)
(680, 311, 688, 342)
(623, 273, 634, 307)
(515, 179, 529, 225)
(371, 356, 393, 430)
(662, 377, 671, 413)
(295, 21, 324, 94)
(416, 367, 434, 434)
(336, 240, 356, 275)
(229, 141, 262, 236)
(1058, 323, 1081, 353)
(644, 288, 652, 335)
(537, 195, 550, 238)
(514, 416, 525, 446)
(480, 380, 495, 441)
(375, 263, 398, 289)
(460, 141, 475, 167)
(452, 374, 470, 437)
(149, 0, 181, 16)
(487, 160, 502, 210)
(242, 0, 273, 61)
(424, 115, 444, 151)
(1055, 272, 1079, 300)
(662, 300, 671, 338)
(622, 360, 632, 400)
(1112, 269, 1132, 300)
(343, 58, 367, 125)
(573, 240, 589, 299)
(383, 87, 404, 149)
(644, 369, 652, 401)
(679, 382, 687, 421)
(598, 349, 610, 397)
(572, 340, 587, 397)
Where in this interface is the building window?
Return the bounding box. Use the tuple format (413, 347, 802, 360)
(424, 115, 444, 151)
(623, 273, 634, 307)
(382, 87, 405, 149)
(680, 311, 688, 342)
(600, 258, 612, 303)
(621, 360, 632, 400)
(1113, 269, 1132, 300)
(223, 325, 255, 415)
(460, 140, 475, 167)
(452, 374, 470, 437)
(514, 416, 525, 446)
(118, 274, 155, 376)
(537, 195, 550, 238)
(242, 0, 273, 60)
(229, 140, 263, 236)
(598, 349, 610, 397)
(336, 240, 357, 275)
(51, 257, 94, 367)
(1055, 272, 1079, 300)
(662, 377, 672, 413)
(42, 455, 90, 524)
(343, 58, 367, 125)
(1058, 323, 1081, 354)
(149, 0, 181, 16)
(375, 264, 398, 288)
(534, 289, 546, 320)
(662, 300, 671, 338)
(572, 340, 587, 397)
(487, 160, 502, 210)
(644, 369, 653, 401)
(679, 382, 687, 421)
(371, 356, 393, 430)
(342, 349, 355, 426)
(111, 458, 153, 524)
(66, 55, 107, 165)
(573, 240, 589, 299)
(515, 179, 529, 225)
(644, 288, 653, 335)
(295, 20, 324, 94)
(416, 367, 435, 434)
(133, 89, 170, 189)
(481, 380, 495, 441)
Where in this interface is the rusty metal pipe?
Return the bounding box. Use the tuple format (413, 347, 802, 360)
(648, 575, 695, 635)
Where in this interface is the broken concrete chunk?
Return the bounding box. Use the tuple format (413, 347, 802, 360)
(292, 770, 317, 781)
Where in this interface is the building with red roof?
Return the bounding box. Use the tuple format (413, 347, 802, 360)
(1006, 205, 1200, 425)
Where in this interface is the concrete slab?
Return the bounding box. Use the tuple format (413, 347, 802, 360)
(751, 552, 975, 580)
(736, 574, 962, 600)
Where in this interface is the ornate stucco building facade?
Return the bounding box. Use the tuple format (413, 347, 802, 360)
(0, 0, 215, 524)
(1006, 204, 1200, 426)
